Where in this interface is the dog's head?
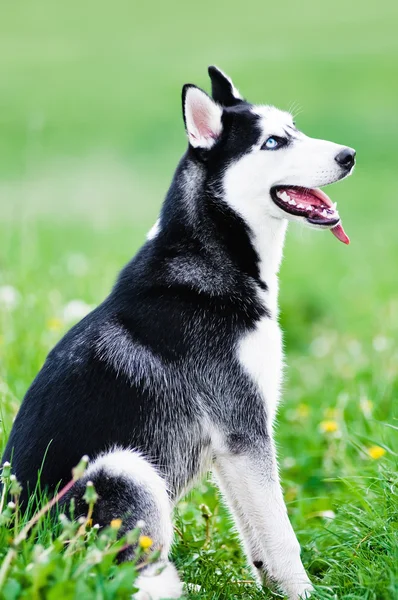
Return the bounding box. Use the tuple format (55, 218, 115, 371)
(182, 66, 355, 244)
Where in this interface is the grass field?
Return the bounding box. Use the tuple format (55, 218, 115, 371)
(0, 0, 397, 598)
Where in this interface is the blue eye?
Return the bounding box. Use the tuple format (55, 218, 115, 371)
(265, 137, 278, 149)
(261, 136, 288, 151)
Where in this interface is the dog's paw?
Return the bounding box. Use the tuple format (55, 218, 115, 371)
(133, 562, 183, 600)
(284, 580, 313, 600)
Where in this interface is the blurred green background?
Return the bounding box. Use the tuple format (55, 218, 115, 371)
(0, 2, 397, 596)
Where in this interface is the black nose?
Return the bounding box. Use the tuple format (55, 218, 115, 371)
(335, 147, 356, 170)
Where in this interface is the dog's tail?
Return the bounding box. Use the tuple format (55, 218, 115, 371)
(64, 448, 183, 600)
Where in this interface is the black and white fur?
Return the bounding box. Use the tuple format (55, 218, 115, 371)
(3, 67, 355, 599)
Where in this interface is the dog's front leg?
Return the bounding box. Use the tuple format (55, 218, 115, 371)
(214, 438, 313, 600)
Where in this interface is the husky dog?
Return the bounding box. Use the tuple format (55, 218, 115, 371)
(3, 67, 355, 599)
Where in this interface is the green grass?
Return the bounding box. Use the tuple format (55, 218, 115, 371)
(0, 0, 397, 597)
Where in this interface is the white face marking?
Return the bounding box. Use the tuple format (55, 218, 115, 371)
(221, 103, 353, 283)
(223, 104, 352, 224)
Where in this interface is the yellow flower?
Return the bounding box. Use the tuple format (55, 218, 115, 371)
(367, 446, 386, 460)
(110, 518, 122, 529)
(320, 420, 339, 433)
(47, 317, 63, 331)
(297, 403, 310, 418)
(139, 535, 153, 551)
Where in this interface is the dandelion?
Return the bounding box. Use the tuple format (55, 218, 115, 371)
(47, 317, 64, 332)
(319, 420, 339, 434)
(297, 403, 310, 418)
(139, 535, 153, 551)
(0, 286, 20, 310)
(1, 462, 11, 480)
(63, 300, 93, 324)
(87, 548, 103, 565)
(9, 475, 22, 498)
(83, 481, 98, 505)
(72, 455, 89, 481)
(110, 518, 122, 530)
(367, 445, 386, 460)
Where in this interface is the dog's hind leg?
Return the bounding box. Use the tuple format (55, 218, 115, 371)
(66, 449, 183, 600)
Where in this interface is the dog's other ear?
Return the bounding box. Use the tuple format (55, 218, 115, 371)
(208, 65, 243, 107)
(182, 84, 223, 149)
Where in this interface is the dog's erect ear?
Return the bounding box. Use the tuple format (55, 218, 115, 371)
(182, 84, 223, 149)
(208, 65, 243, 107)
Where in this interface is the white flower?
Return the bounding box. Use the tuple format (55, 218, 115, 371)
(282, 457, 296, 469)
(62, 300, 93, 323)
(360, 395, 373, 418)
(373, 336, 389, 352)
(0, 285, 20, 310)
(310, 335, 332, 358)
(66, 253, 89, 277)
(347, 339, 362, 358)
(319, 510, 336, 520)
(309, 509, 336, 520)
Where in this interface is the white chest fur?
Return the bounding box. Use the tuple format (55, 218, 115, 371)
(235, 218, 287, 425)
(238, 310, 283, 424)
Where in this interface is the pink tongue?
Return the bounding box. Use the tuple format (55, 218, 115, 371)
(331, 223, 350, 245)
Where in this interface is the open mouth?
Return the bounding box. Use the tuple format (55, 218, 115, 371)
(271, 185, 350, 244)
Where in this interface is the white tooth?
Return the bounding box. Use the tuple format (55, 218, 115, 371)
(277, 191, 284, 199)
(281, 191, 290, 202)
(322, 209, 328, 217)
(297, 203, 305, 209)
(290, 199, 296, 206)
